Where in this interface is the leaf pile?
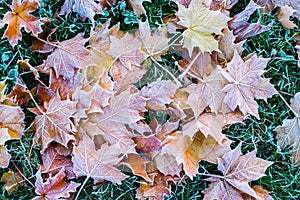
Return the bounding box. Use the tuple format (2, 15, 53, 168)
(0, 0, 299, 199)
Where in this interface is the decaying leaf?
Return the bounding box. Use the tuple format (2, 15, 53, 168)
(34, 168, 80, 200)
(72, 134, 128, 184)
(177, 0, 229, 55)
(0, 0, 43, 46)
(128, 0, 151, 16)
(274, 92, 300, 166)
(203, 143, 273, 199)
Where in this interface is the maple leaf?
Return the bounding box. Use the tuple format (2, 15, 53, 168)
(0, 0, 43, 46)
(272, 0, 300, 18)
(141, 80, 180, 110)
(161, 132, 232, 178)
(0, 100, 25, 168)
(37, 34, 93, 79)
(80, 88, 146, 153)
(277, 5, 298, 29)
(40, 143, 75, 179)
(274, 92, 300, 166)
(30, 92, 77, 150)
(128, 0, 151, 16)
(184, 69, 228, 115)
(108, 33, 146, 70)
(203, 143, 273, 199)
(138, 20, 170, 60)
(72, 134, 128, 184)
(0, 170, 23, 195)
(59, 0, 103, 24)
(228, 0, 272, 40)
(33, 168, 80, 200)
(221, 51, 277, 118)
(177, 0, 229, 55)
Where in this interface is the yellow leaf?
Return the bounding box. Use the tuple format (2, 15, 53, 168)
(177, 0, 229, 56)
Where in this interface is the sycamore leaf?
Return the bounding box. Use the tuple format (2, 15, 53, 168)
(161, 132, 232, 178)
(203, 143, 273, 199)
(228, 0, 272, 40)
(0, 170, 23, 194)
(177, 0, 229, 55)
(30, 92, 77, 150)
(243, 185, 274, 200)
(277, 5, 297, 29)
(72, 134, 128, 184)
(59, 0, 103, 23)
(274, 92, 300, 166)
(37, 34, 93, 79)
(0, 0, 43, 46)
(33, 168, 80, 200)
(221, 51, 277, 118)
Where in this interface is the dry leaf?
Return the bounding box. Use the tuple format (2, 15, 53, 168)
(72, 134, 128, 184)
(59, 0, 103, 23)
(228, 0, 272, 40)
(128, 0, 151, 16)
(0, 0, 43, 46)
(203, 143, 273, 199)
(30, 92, 77, 150)
(37, 34, 93, 79)
(34, 168, 80, 200)
(272, 0, 300, 18)
(221, 51, 277, 118)
(274, 92, 300, 166)
(177, 0, 229, 55)
(1, 170, 23, 194)
(277, 5, 297, 29)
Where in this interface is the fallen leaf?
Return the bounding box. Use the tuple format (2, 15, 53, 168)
(30, 92, 77, 150)
(34, 168, 80, 200)
(59, 0, 103, 24)
(274, 92, 300, 166)
(128, 0, 151, 16)
(1, 170, 23, 194)
(277, 5, 297, 29)
(72, 134, 128, 184)
(203, 143, 273, 199)
(221, 51, 277, 118)
(0, 0, 43, 46)
(177, 0, 229, 55)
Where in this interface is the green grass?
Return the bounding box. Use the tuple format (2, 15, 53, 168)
(0, 0, 300, 199)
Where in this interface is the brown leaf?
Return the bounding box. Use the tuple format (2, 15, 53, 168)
(81, 89, 146, 153)
(40, 143, 75, 179)
(221, 51, 277, 118)
(59, 0, 103, 23)
(274, 92, 300, 166)
(228, 0, 272, 41)
(277, 5, 297, 29)
(34, 168, 80, 200)
(203, 143, 273, 199)
(272, 0, 300, 18)
(141, 80, 180, 110)
(127, 0, 151, 16)
(37, 34, 93, 79)
(243, 185, 274, 200)
(161, 132, 232, 178)
(1, 170, 23, 194)
(72, 134, 128, 184)
(30, 92, 77, 150)
(0, 0, 43, 46)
